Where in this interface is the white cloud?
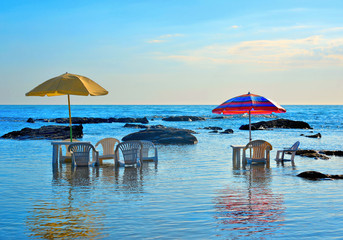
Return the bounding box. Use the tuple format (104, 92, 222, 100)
(159, 34, 183, 39)
(147, 39, 166, 44)
(147, 33, 183, 44)
(159, 35, 343, 70)
(231, 25, 240, 29)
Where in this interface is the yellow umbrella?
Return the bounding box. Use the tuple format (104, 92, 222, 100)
(26, 72, 108, 141)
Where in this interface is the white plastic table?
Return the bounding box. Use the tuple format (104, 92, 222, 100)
(51, 141, 90, 166)
(231, 145, 246, 168)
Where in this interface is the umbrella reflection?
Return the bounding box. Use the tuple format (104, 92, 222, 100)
(27, 166, 106, 239)
(26, 199, 104, 239)
(28, 162, 158, 238)
(214, 165, 285, 238)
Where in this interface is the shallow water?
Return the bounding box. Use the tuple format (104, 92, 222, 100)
(0, 105, 342, 239)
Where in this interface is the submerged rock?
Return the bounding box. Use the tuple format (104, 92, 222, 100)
(295, 150, 330, 160)
(123, 124, 168, 129)
(220, 129, 234, 134)
(297, 171, 343, 180)
(1, 125, 83, 140)
(305, 133, 322, 138)
(124, 123, 148, 129)
(162, 116, 206, 122)
(204, 126, 223, 131)
(239, 119, 312, 130)
(297, 171, 329, 179)
(320, 150, 343, 157)
(122, 128, 198, 145)
(26, 118, 35, 123)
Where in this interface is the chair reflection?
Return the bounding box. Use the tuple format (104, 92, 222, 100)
(38, 162, 158, 239)
(214, 165, 285, 238)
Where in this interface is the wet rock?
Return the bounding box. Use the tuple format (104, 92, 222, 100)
(113, 117, 149, 124)
(123, 124, 168, 129)
(239, 119, 312, 130)
(162, 116, 206, 122)
(305, 133, 321, 138)
(211, 116, 233, 119)
(297, 171, 330, 179)
(26, 118, 35, 123)
(149, 125, 168, 129)
(204, 126, 223, 130)
(220, 129, 234, 134)
(297, 171, 343, 180)
(35, 117, 149, 124)
(295, 150, 330, 160)
(209, 130, 219, 133)
(1, 125, 83, 140)
(122, 128, 198, 145)
(320, 150, 343, 157)
(124, 123, 148, 129)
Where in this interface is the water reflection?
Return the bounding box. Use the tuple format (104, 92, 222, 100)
(214, 165, 285, 239)
(26, 199, 103, 239)
(27, 163, 157, 239)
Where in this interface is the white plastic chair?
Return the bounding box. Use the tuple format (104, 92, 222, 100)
(140, 140, 158, 162)
(242, 140, 273, 165)
(114, 141, 142, 167)
(275, 141, 300, 164)
(94, 138, 120, 164)
(59, 139, 80, 162)
(68, 143, 99, 167)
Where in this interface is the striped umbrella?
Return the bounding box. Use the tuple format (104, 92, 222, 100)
(212, 92, 286, 141)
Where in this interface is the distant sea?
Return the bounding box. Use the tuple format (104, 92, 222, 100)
(0, 105, 342, 239)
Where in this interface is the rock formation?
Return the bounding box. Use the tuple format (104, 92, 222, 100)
(122, 128, 198, 145)
(30, 117, 149, 124)
(297, 171, 343, 180)
(162, 116, 206, 122)
(1, 125, 83, 140)
(239, 119, 312, 130)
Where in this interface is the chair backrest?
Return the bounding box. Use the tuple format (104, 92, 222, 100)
(290, 141, 300, 151)
(95, 138, 120, 155)
(68, 143, 96, 166)
(115, 141, 142, 165)
(244, 140, 273, 159)
(61, 139, 80, 157)
(140, 140, 156, 158)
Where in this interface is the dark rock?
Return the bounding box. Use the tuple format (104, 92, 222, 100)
(297, 171, 330, 179)
(26, 118, 35, 123)
(295, 150, 330, 160)
(209, 130, 218, 133)
(204, 126, 223, 130)
(220, 129, 234, 134)
(162, 116, 206, 122)
(35, 117, 149, 124)
(305, 133, 321, 138)
(113, 117, 149, 124)
(149, 125, 168, 129)
(122, 128, 198, 145)
(297, 171, 343, 180)
(124, 123, 148, 129)
(320, 150, 343, 157)
(1, 125, 83, 140)
(211, 116, 232, 119)
(327, 174, 343, 179)
(239, 119, 312, 130)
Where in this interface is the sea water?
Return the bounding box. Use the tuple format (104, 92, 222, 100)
(0, 105, 342, 239)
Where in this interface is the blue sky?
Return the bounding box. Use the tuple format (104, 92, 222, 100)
(1, 0, 342, 105)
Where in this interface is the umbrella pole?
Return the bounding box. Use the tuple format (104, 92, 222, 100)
(249, 110, 251, 142)
(68, 94, 73, 142)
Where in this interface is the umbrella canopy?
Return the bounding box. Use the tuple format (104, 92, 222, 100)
(212, 92, 286, 141)
(25, 73, 108, 97)
(26, 73, 108, 141)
